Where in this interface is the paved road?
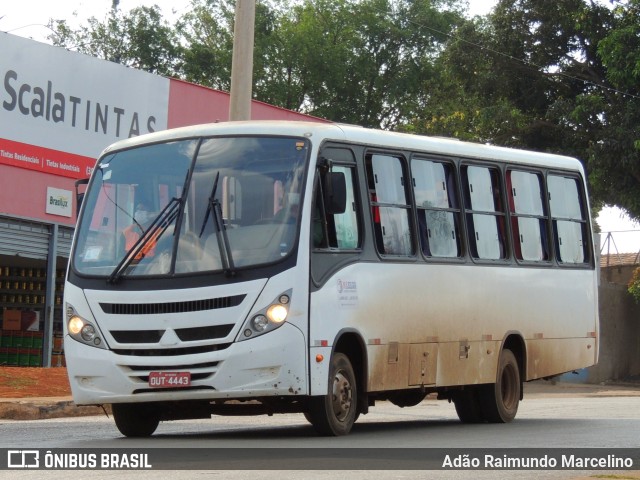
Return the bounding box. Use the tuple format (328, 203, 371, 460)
(1, 382, 639, 479)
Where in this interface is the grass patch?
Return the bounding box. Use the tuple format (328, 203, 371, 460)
(0, 372, 37, 389)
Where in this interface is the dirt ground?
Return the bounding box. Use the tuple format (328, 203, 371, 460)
(0, 366, 71, 398)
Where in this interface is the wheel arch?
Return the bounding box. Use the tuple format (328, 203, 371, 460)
(333, 329, 368, 413)
(501, 331, 526, 400)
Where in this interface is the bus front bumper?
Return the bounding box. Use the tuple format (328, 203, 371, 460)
(64, 323, 308, 405)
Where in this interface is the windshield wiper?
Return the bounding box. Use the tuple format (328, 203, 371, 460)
(199, 172, 236, 276)
(107, 197, 181, 284)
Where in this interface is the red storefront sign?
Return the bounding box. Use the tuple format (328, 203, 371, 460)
(0, 138, 96, 180)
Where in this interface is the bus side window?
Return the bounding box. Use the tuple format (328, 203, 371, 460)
(547, 174, 589, 264)
(462, 165, 507, 260)
(507, 170, 549, 262)
(313, 165, 360, 250)
(366, 153, 413, 256)
(412, 158, 462, 258)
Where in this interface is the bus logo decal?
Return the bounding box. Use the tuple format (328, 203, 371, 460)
(337, 279, 358, 308)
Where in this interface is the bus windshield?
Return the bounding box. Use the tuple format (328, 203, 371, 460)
(72, 135, 310, 277)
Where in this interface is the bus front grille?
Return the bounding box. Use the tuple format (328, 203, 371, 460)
(126, 361, 219, 371)
(110, 324, 235, 344)
(100, 294, 246, 315)
(111, 343, 231, 356)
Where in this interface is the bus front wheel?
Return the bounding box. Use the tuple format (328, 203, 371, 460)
(307, 353, 358, 436)
(480, 348, 520, 423)
(112, 403, 161, 437)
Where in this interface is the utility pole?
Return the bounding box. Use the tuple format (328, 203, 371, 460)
(229, 0, 255, 121)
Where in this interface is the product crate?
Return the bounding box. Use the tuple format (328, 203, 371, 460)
(51, 353, 66, 367)
(0, 331, 13, 348)
(29, 348, 42, 367)
(13, 334, 31, 348)
(53, 334, 64, 353)
(31, 331, 43, 348)
(18, 348, 30, 366)
(6, 347, 18, 365)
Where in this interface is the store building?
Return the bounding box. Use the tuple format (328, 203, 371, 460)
(0, 33, 325, 367)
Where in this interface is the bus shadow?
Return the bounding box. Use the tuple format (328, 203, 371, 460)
(137, 416, 576, 441)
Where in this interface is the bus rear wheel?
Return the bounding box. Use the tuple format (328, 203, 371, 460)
(480, 348, 520, 423)
(112, 403, 161, 437)
(307, 353, 358, 436)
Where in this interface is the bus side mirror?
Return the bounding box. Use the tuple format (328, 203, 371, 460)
(75, 178, 89, 218)
(323, 171, 346, 215)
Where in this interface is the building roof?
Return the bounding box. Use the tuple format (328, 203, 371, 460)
(600, 252, 640, 268)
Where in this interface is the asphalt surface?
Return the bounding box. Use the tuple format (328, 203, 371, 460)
(1, 378, 639, 421)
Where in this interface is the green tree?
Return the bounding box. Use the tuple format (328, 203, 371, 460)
(413, 0, 610, 146)
(411, 0, 640, 220)
(179, 0, 466, 127)
(276, 0, 465, 128)
(45, 0, 640, 221)
(588, 0, 640, 219)
(628, 266, 640, 303)
(178, 0, 234, 91)
(49, 5, 183, 77)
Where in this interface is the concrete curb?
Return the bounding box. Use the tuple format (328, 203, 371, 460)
(0, 400, 106, 420)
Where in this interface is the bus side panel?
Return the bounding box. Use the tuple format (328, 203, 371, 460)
(526, 337, 597, 380)
(309, 261, 598, 394)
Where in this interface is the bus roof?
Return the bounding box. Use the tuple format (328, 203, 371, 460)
(101, 120, 584, 173)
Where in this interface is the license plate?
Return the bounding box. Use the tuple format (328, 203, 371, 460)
(148, 371, 191, 388)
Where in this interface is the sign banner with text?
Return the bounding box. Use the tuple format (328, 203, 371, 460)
(0, 138, 95, 180)
(1, 448, 639, 471)
(0, 34, 169, 161)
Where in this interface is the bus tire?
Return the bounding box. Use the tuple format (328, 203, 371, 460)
(304, 410, 359, 425)
(480, 348, 520, 423)
(112, 403, 161, 437)
(452, 387, 484, 423)
(307, 353, 357, 436)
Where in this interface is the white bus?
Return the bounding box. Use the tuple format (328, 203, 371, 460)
(64, 121, 598, 437)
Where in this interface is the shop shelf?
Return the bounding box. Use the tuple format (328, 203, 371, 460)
(29, 348, 42, 367)
(6, 347, 18, 365)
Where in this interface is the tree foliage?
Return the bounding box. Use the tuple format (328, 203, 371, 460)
(410, 0, 640, 219)
(628, 266, 640, 303)
(178, 0, 234, 91)
(49, 5, 183, 77)
(47, 0, 640, 220)
(177, 0, 465, 128)
(589, 0, 640, 219)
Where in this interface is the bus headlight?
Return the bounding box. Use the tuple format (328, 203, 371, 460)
(66, 304, 106, 349)
(252, 315, 269, 332)
(267, 304, 288, 323)
(239, 290, 291, 341)
(80, 324, 97, 342)
(68, 315, 85, 336)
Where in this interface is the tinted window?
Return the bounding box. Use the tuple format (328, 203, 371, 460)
(548, 175, 589, 264)
(313, 162, 360, 250)
(412, 159, 461, 258)
(507, 170, 549, 262)
(462, 165, 507, 260)
(367, 154, 413, 256)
